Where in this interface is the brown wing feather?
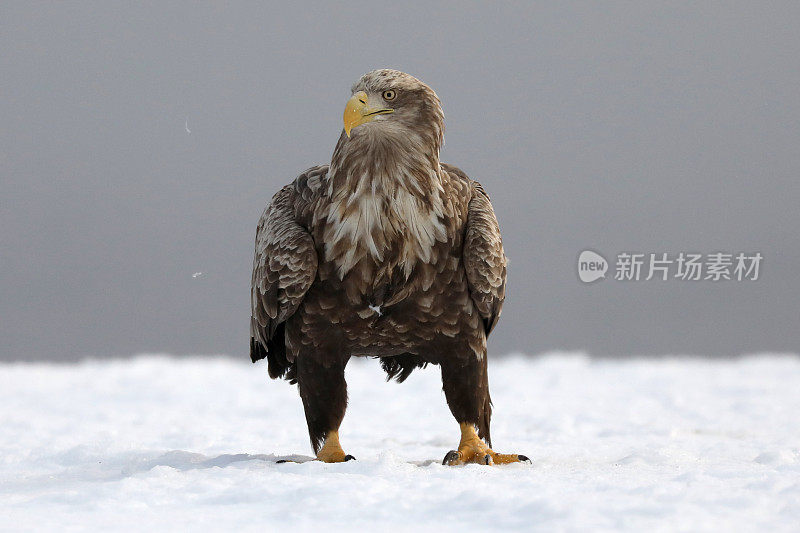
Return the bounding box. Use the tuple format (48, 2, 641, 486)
(250, 179, 318, 375)
(463, 180, 507, 336)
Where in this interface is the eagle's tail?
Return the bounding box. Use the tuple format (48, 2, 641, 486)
(250, 323, 297, 384)
(379, 353, 428, 383)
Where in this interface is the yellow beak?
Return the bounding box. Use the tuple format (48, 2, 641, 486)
(343, 91, 394, 137)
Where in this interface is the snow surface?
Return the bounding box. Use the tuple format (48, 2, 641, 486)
(2, 353, 799, 532)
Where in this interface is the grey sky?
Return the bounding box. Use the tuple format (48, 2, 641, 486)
(2, 2, 798, 361)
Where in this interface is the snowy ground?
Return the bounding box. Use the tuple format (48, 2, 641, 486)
(1, 353, 799, 532)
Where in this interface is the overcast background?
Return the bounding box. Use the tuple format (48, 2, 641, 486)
(2, 2, 798, 361)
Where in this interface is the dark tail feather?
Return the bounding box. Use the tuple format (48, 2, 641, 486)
(250, 323, 297, 383)
(250, 336, 267, 363)
(380, 353, 428, 383)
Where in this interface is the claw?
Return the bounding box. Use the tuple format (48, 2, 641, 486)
(443, 423, 529, 466)
(442, 450, 461, 465)
(518, 454, 531, 464)
(316, 430, 351, 463)
(344, 454, 356, 462)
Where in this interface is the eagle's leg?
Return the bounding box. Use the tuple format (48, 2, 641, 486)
(297, 353, 353, 463)
(440, 355, 529, 466)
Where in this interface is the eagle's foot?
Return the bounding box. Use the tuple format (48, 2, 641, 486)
(442, 423, 530, 466)
(315, 431, 355, 463)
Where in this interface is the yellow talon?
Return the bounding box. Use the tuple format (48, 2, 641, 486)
(443, 423, 529, 466)
(316, 431, 354, 463)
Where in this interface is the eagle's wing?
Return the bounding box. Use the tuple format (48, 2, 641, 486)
(463, 181, 507, 336)
(250, 175, 319, 377)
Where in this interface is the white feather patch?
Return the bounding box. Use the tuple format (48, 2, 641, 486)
(324, 168, 447, 279)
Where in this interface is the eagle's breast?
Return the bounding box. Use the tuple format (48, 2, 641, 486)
(320, 167, 448, 281)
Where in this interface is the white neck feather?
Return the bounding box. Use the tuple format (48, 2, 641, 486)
(322, 148, 447, 279)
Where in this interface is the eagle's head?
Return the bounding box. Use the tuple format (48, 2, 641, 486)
(341, 69, 444, 153)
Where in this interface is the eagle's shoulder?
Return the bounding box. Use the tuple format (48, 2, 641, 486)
(441, 163, 493, 199)
(440, 162, 469, 180)
(440, 162, 472, 194)
(292, 164, 329, 203)
(440, 163, 494, 208)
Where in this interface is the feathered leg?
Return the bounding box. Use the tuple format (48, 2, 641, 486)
(440, 353, 492, 444)
(440, 353, 529, 465)
(297, 353, 353, 462)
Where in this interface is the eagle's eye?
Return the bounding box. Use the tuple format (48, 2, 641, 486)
(382, 89, 397, 101)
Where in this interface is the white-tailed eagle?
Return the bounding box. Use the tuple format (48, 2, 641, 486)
(250, 69, 527, 465)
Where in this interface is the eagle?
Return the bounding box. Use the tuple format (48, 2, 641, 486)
(250, 69, 527, 465)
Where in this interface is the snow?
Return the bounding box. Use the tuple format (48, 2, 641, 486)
(2, 353, 799, 532)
